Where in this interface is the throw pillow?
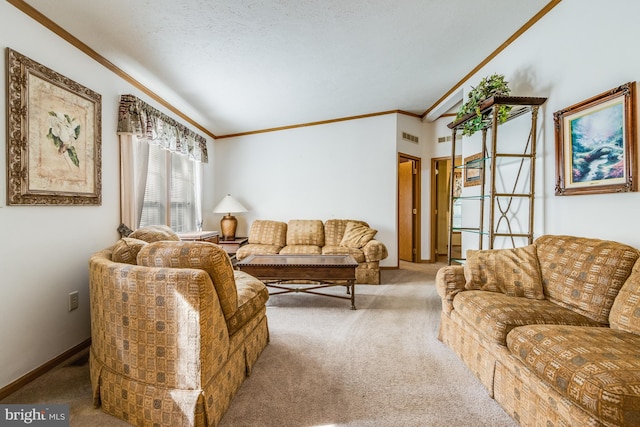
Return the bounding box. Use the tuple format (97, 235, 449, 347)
(464, 244, 545, 299)
(111, 237, 147, 264)
(129, 224, 180, 243)
(339, 221, 377, 249)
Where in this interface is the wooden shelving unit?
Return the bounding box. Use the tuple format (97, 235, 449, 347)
(446, 96, 547, 265)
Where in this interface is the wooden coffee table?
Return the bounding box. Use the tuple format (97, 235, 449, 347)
(236, 254, 358, 309)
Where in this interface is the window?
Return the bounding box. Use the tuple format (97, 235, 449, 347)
(139, 144, 202, 232)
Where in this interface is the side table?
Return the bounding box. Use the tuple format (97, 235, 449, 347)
(217, 237, 248, 256)
(177, 230, 220, 244)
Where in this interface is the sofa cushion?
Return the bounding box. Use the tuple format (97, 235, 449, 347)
(339, 221, 377, 249)
(248, 220, 287, 247)
(535, 235, 639, 324)
(507, 324, 640, 426)
(322, 245, 366, 263)
(129, 224, 180, 243)
(464, 245, 544, 299)
(452, 290, 602, 345)
(279, 245, 322, 255)
(236, 244, 282, 260)
(286, 220, 324, 246)
(137, 241, 238, 320)
(610, 258, 640, 335)
(111, 237, 147, 264)
(227, 270, 269, 336)
(324, 219, 369, 247)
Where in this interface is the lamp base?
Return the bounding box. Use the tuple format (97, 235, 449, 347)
(220, 215, 237, 241)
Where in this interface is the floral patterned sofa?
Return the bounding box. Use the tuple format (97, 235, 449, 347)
(88, 225, 269, 427)
(235, 219, 388, 284)
(436, 235, 640, 426)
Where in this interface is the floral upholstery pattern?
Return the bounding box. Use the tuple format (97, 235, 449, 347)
(507, 325, 640, 426)
(88, 240, 269, 427)
(535, 235, 639, 323)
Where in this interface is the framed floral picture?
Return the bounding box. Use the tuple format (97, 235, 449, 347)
(554, 82, 636, 196)
(6, 48, 102, 205)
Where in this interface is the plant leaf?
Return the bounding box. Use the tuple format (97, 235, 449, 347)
(66, 146, 80, 167)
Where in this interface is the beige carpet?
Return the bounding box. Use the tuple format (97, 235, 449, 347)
(2, 262, 517, 427)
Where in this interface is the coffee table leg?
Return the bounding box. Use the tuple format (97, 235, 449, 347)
(350, 280, 356, 310)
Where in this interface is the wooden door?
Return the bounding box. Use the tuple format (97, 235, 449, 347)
(398, 160, 414, 261)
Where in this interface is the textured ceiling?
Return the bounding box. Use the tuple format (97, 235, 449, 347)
(20, 0, 555, 137)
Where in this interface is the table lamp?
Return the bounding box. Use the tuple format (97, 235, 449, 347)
(213, 194, 248, 240)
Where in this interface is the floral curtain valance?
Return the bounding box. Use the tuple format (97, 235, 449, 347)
(117, 94, 208, 163)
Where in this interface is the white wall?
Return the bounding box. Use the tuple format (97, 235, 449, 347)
(208, 114, 398, 266)
(451, 0, 640, 248)
(0, 2, 214, 390)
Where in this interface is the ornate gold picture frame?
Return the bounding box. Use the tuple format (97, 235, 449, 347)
(554, 82, 637, 196)
(6, 48, 102, 205)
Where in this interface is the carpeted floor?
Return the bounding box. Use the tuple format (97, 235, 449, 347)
(2, 262, 517, 427)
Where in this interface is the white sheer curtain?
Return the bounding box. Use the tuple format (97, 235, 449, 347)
(117, 94, 208, 233)
(119, 134, 149, 231)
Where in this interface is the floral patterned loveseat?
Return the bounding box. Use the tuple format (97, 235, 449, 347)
(436, 235, 640, 426)
(88, 226, 269, 426)
(235, 219, 388, 284)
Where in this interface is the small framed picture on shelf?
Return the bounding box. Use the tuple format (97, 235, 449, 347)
(554, 82, 637, 196)
(463, 153, 483, 187)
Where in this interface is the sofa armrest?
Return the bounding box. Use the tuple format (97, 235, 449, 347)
(435, 265, 466, 314)
(362, 239, 388, 262)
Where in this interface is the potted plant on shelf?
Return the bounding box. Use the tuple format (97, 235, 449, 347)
(455, 73, 511, 136)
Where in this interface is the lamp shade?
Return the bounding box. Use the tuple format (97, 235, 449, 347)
(213, 194, 248, 214)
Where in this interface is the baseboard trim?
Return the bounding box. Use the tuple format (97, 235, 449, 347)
(0, 338, 91, 401)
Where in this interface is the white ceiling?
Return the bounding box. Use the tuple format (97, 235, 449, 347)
(21, 0, 554, 137)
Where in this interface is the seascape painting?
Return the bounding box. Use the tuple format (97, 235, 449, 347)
(569, 100, 624, 185)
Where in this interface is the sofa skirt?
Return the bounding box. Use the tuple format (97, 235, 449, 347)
(494, 354, 606, 427)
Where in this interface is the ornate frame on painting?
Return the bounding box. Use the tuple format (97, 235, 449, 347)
(6, 48, 102, 205)
(554, 82, 636, 196)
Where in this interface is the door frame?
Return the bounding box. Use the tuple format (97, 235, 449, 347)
(431, 155, 461, 263)
(397, 153, 421, 263)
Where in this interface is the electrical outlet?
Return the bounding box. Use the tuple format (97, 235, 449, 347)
(68, 291, 79, 311)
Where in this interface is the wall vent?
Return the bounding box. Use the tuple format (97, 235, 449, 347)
(402, 132, 419, 144)
(437, 134, 462, 144)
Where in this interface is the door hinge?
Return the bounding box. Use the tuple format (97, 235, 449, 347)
(412, 208, 417, 214)
(412, 248, 417, 254)
(413, 168, 417, 175)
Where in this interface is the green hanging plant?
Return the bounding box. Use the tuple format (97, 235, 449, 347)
(455, 73, 511, 136)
